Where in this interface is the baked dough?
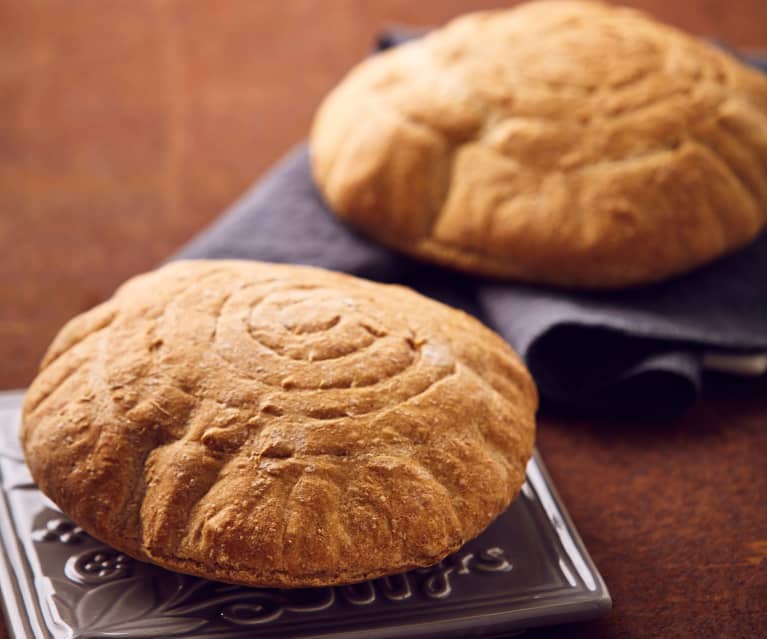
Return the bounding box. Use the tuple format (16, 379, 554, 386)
(21, 260, 536, 587)
(310, 0, 767, 288)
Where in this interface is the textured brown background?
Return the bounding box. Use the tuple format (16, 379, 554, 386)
(1, 1, 766, 638)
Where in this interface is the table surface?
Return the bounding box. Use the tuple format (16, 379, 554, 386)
(1, 1, 766, 638)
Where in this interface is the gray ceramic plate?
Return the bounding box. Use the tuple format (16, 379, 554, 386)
(0, 389, 610, 639)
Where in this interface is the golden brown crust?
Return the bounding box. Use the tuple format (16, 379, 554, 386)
(21, 260, 537, 587)
(310, 0, 767, 288)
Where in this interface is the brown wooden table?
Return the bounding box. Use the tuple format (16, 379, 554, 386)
(1, 2, 765, 637)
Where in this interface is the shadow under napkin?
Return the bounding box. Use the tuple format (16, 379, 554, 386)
(173, 146, 767, 417)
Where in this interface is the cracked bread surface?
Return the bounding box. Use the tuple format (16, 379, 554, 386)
(21, 260, 537, 587)
(310, 0, 767, 288)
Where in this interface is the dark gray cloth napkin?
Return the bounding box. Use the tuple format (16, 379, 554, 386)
(173, 41, 767, 417)
(173, 145, 767, 416)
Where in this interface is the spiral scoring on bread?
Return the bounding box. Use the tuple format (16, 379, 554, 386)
(211, 282, 456, 420)
(21, 261, 536, 588)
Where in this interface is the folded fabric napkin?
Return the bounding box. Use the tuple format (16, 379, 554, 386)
(173, 43, 767, 417)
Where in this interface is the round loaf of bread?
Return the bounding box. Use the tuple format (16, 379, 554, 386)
(21, 260, 536, 587)
(310, 0, 767, 288)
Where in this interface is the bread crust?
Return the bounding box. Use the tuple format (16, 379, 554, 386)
(21, 260, 536, 587)
(310, 0, 767, 288)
